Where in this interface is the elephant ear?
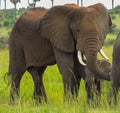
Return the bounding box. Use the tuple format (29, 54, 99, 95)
(39, 6, 75, 53)
(88, 3, 112, 45)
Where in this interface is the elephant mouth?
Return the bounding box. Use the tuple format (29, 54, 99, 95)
(77, 49, 109, 66)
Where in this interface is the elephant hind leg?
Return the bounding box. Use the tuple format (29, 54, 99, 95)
(10, 70, 25, 103)
(28, 66, 47, 102)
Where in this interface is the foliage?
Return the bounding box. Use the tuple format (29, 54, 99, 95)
(104, 34, 116, 47)
(109, 5, 120, 14)
(0, 8, 26, 49)
(34, 0, 40, 2)
(0, 37, 8, 48)
(28, 0, 41, 8)
(10, 0, 21, 4)
(4, 20, 9, 27)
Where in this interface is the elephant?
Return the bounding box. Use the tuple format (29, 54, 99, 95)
(108, 32, 120, 105)
(85, 59, 111, 104)
(8, 3, 112, 103)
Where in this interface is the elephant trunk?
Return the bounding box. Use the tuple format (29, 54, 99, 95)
(85, 50, 110, 81)
(85, 40, 110, 81)
(77, 36, 110, 81)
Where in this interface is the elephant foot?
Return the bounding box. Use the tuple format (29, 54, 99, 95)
(33, 91, 47, 103)
(33, 97, 47, 104)
(10, 87, 20, 104)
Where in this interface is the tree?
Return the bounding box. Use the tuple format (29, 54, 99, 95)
(77, 0, 79, 5)
(112, 0, 114, 8)
(28, 0, 40, 8)
(77, 0, 83, 6)
(10, 0, 20, 4)
(51, 0, 53, 7)
(3, 0, 6, 10)
(0, 0, 1, 9)
(81, 0, 83, 6)
(10, 0, 21, 22)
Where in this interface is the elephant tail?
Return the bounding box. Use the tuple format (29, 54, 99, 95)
(4, 72, 11, 86)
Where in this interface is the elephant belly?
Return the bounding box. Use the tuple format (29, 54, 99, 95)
(23, 37, 56, 68)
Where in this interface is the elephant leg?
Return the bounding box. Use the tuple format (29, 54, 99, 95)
(73, 53, 86, 97)
(54, 48, 78, 97)
(75, 76, 81, 97)
(112, 84, 119, 105)
(10, 71, 25, 103)
(28, 66, 47, 102)
(85, 82, 93, 104)
(94, 79, 101, 100)
(108, 84, 119, 105)
(95, 79, 101, 95)
(85, 68, 94, 103)
(9, 48, 26, 103)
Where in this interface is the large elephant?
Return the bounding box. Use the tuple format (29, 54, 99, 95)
(85, 59, 111, 104)
(8, 3, 111, 102)
(108, 32, 120, 105)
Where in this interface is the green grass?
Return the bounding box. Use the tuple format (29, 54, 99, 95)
(0, 40, 120, 113)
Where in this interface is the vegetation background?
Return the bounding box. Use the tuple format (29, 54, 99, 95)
(0, 5, 120, 113)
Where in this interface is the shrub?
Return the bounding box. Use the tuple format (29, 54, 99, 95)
(0, 23, 2, 28)
(104, 38, 115, 47)
(109, 24, 116, 33)
(4, 21, 9, 27)
(109, 5, 120, 14)
(0, 37, 8, 48)
(111, 15, 116, 20)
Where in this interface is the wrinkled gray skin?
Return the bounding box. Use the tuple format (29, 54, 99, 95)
(108, 33, 120, 105)
(85, 59, 111, 104)
(8, 3, 111, 103)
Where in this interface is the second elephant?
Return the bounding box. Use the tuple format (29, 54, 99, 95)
(108, 32, 120, 105)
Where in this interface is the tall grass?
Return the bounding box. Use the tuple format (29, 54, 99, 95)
(0, 42, 120, 113)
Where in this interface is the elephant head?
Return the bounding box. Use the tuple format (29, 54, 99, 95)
(40, 3, 112, 80)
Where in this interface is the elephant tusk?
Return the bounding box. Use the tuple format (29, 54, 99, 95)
(99, 49, 109, 60)
(77, 51, 86, 66)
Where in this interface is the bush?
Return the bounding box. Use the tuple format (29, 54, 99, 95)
(104, 38, 115, 47)
(109, 24, 116, 33)
(4, 21, 9, 27)
(0, 37, 8, 48)
(109, 5, 120, 14)
(0, 23, 2, 28)
(111, 15, 116, 20)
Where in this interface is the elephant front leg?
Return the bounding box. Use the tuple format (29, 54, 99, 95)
(85, 82, 93, 104)
(54, 48, 78, 98)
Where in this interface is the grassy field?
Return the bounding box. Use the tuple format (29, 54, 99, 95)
(0, 34, 120, 113)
